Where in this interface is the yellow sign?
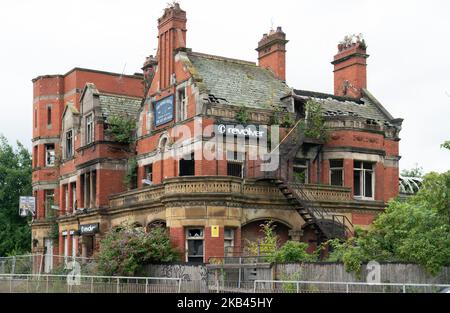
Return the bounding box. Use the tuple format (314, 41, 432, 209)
(211, 226, 220, 238)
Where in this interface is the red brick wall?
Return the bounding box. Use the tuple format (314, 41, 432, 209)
(169, 227, 185, 261)
(205, 227, 224, 261)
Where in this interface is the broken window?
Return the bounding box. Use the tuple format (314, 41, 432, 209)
(354, 161, 374, 199)
(144, 164, 153, 182)
(45, 144, 55, 167)
(44, 189, 55, 218)
(227, 151, 245, 178)
(330, 159, 344, 186)
(186, 228, 204, 263)
(293, 159, 309, 184)
(179, 153, 195, 177)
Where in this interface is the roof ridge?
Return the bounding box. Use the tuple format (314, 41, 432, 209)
(188, 51, 256, 66)
(294, 89, 364, 104)
(98, 92, 142, 100)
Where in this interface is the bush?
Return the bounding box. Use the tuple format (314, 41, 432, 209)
(272, 241, 316, 263)
(97, 223, 180, 276)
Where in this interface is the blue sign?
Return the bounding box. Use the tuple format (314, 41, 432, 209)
(154, 95, 174, 127)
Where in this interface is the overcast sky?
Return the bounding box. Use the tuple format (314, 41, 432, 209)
(0, 0, 449, 173)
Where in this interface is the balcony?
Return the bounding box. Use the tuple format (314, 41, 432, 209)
(109, 176, 354, 210)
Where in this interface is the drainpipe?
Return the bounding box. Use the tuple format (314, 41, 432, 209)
(314, 145, 323, 184)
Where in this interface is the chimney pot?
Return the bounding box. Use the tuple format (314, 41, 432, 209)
(256, 27, 289, 81)
(332, 35, 369, 98)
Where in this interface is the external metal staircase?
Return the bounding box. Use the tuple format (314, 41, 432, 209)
(259, 118, 353, 243)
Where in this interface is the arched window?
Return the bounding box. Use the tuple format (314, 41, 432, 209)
(147, 220, 167, 233)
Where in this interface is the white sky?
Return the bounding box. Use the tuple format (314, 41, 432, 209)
(0, 0, 449, 173)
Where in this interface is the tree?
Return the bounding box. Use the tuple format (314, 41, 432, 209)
(97, 222, 180, 276)
(401, 163, 424, 178)
(325, 171, 450, 275)
(0, 135, 32, 256)
(105, 113, 137, 145)
(442, 141, 450, 151)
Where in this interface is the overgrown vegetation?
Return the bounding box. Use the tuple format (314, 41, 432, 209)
(246, 220, 315, 263)
(235, 105, 250, 124)
(322, 171, 450, 276)
(124, 157, 138, 190)
(442, 141, 450, 151)
(97, 222, 180, 276)
(106, 113, 137, 145)
(299, 100, 329, 141)
(0, 135, 32, 256)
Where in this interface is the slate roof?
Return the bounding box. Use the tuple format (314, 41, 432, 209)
(99, 94, 142, 121)
(294, 89, 395, 126)
(187, 52, 291, 109)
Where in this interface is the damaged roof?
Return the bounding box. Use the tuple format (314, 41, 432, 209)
(294, 89, 397, 126)
(186, 52, 291, 109)
(99, 94, 142, 121)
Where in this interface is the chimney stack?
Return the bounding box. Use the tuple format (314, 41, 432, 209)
(332, 34, 369, 98)
(157, 2, 187, 90)
(256, 27, 289, 81)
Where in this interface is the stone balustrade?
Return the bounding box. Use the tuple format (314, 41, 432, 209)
(109, 176, 353, 210)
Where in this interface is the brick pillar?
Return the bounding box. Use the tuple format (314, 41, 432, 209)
(375, 162, 384, 201)
(58, 232, 63, 261)
(59, 185, 65, 215)
(67, 234, 73, 257)
(68, 183, 73, 213)
(76, 176, 82, 208)
(321, 159, 330, 185)
(343, 158, 354, 194)
(205, 226, 224, 262)
(169, 227, 185, 261)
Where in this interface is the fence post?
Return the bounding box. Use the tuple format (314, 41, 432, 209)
(178, 279, 182, 294)
(9, 275, 12, 293)
(46, 275, 49, 293)
(346, 283, 349, 294)
(116, 278, 120, 293)
(145, 279, 148, 293)
(91, 277, 94, 293)
(403, 285, 406, 294)
(12, 256, 16, 275)
(297, 282, 299, 294)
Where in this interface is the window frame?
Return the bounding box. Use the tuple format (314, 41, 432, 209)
(329, 159, 344, 187)
(176, 87, 187, 122)
(353, 161, 375, 200)
(45, 144, 55, 167)
(65, 129, 74, 159)
(224, 228, 235, 257)
(44, 189, 55, 219)
(185, 227, 205, 263)
(293, 159, 309, 184)
(144, 164, 153, 182)
(226, 151, 245, 178)
(86, 113, 94, 145)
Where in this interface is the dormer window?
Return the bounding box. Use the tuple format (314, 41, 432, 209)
(86, 114, 94, 144)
